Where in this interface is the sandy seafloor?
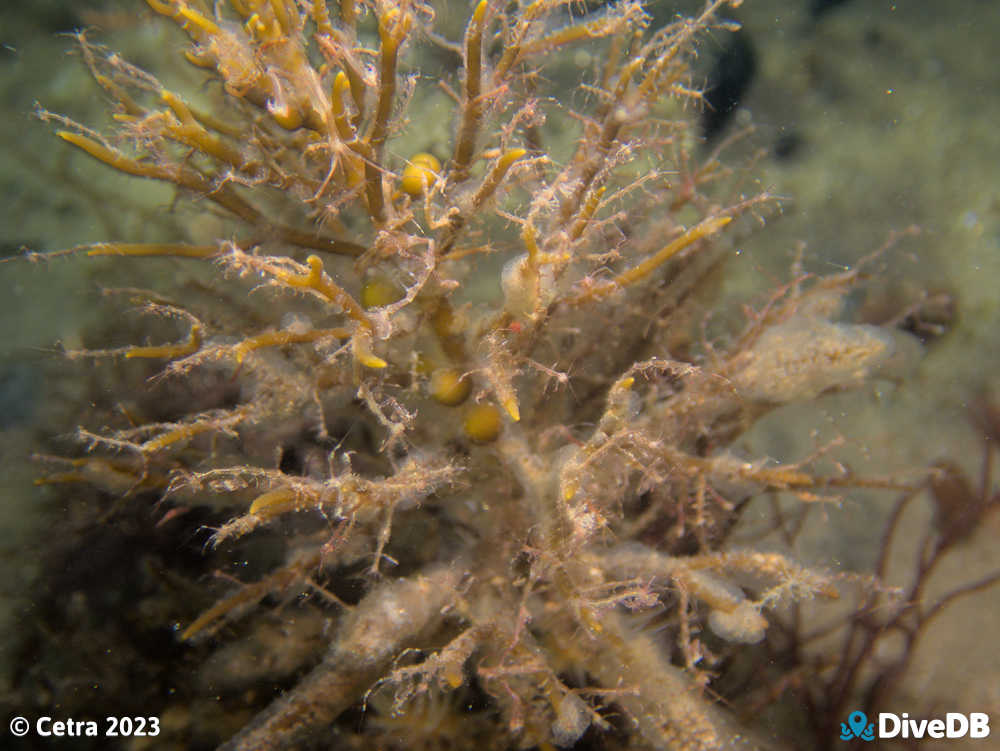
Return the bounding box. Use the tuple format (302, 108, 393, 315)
(0, 0, 997, 748)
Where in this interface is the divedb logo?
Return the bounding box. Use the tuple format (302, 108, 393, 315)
(840, 711, 991, 742)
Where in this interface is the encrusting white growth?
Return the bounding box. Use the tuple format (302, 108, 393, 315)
(679, 569, 766, 643)
(597, 545, 830, 649)
(731, 316, 922, 403)
(501, 252, 557, 320)
(708, 601, 768, 644)
(550, 692, 592, 748)
(219, 565, 462, 751)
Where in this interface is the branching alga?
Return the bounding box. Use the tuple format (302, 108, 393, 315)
(24, 1, 943, 749)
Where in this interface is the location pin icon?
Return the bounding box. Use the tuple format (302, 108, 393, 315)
(848, 711, 867, 738)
